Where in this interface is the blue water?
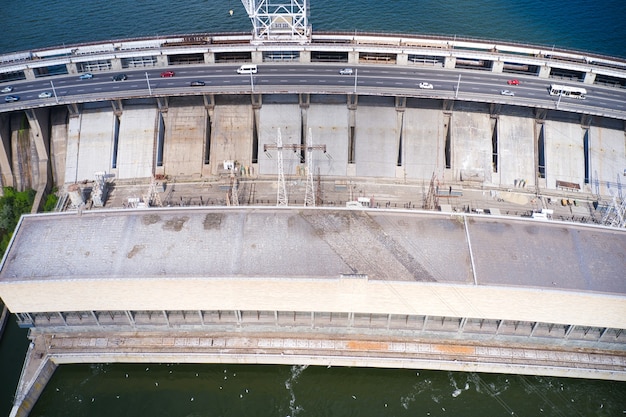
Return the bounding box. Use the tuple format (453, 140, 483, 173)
(1, 0, 625, 57)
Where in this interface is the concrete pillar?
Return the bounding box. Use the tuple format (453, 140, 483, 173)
(156, 55, 168, 66)
(396, 53, 408, 66)
(110, 58, 123, 71)
(24, 108, 51, 212)
(251, 51, 263, 64)
(23, 68, 36, 81)
(299, 50, 311, 64)
(0, 113, 14, 188)
(491, 60, 504, 73)
(444, 56, 456, 69)
(204, 52, 215, 64)
(537, 65, 551, 78)
(348, 51, 359, 65)
(583, 71, 596, 85)
(66, 62, 78, 75)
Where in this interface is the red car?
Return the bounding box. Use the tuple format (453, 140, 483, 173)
(507, 79, 520, 85)
(160, 71, 175, 78)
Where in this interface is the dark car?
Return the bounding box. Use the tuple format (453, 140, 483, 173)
(112, 74, 128, 81)
(189, 81, 205, 86)
(4, 95, 20, 102)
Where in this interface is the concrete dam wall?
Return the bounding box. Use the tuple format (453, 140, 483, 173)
(2, 95, 625, 197)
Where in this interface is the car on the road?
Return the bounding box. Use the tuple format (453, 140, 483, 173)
(112, 74, 128, 81)
(189, 80, 205, 86)
(507, 79, 520, 85)
(79, 73, 94, 79)
(160, 71, 175, 78)
(339, 68, 353, 75)
(1, 86, 13, 93)
(4, 95, 20, 102)
(38, 92, 53, 98)
(500, 89, 515, 96)
(419, 82, 434, 89)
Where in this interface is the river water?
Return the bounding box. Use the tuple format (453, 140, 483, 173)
(1, 0, 626, 415)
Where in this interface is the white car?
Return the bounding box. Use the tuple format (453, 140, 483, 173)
(1, 86, 14, 93)
(39, 92, 53, 98)
(339, 68, 353, 75)
(501, 90, 515, 96)
(419, 82, 433, 89)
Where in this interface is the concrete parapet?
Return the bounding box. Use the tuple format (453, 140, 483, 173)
(10, 339, 58, 417)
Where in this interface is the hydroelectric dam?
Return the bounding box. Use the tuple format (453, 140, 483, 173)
(1, 29, 626, 417)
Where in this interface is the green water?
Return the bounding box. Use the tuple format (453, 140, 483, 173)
(28, 363, 626, 417)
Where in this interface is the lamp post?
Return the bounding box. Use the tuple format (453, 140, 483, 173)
(145, 72, 152, 95)
(455, 74, 461, 98)
(50, 80, 59, 104)
(354, 68, 358, 93)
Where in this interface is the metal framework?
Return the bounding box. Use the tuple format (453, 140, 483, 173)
(240, 0, 311, 44)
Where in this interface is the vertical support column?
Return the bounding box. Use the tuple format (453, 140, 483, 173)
(235, 310, 242, 324)
(491, 60, 504, 73)
(396, 53, 408, 66)
(347, 94, 358, 177)
(156, 55, 168, 67)
(162, 310, 170, 327)
(348, 51, 359, 65)
(111, 58, 123, 71)
(204, 52, 216, 64)
(565, 324, 575, 338)
(23, 68, 37, 81)
(310, 311, 315, 329)
(386, 314, 392, 330)
(0, 113, 14, 188)
(422, 315, 429, 332)
(66, 62, 78, 75)
(529, 322, 538, 337)
(583, 70, 596, 85)
(24, 108, 51, 212)
(395, 97, 406, 180)
(444, 56, 456, 69)
(299, 50, 311, 64)
(251, 51, 263, 64)
(198, 310, 205, 326)
(496, 319, 504, 334)
(537, 65, 551, 78)
(58, 312, 67, 326)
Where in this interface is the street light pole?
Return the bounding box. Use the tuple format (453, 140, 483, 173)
(354, 68, 358, 93)
(250, 71, 254, 92)
(50, 80, 59, 104)
(145, 72, 152, 95)
(455, 74, 461, 98)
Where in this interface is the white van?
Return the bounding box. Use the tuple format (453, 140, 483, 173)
(236, 64, 258, 74)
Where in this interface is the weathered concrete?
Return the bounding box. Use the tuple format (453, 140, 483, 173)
(403, 108, 445, 179)
(49, 109, 69, 190)
(308, 103, 349, 177)
(210, 103, 254, 174)
(589, 124, 626, 196)
(160, 101, 204, 179)
(451, 110, 492, 183)
(496, 115, 536, 187)
(544, 120, 585, 190)
(117, 105, 157, 180)
(63, 115, 81, 184)
(355, 106, 398, 177)
(75, 109, 114, 182)
(0, 113, 14, 188)
(258, 104, 302, 176)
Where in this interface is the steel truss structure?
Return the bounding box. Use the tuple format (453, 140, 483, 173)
(240, 0, 310, 43)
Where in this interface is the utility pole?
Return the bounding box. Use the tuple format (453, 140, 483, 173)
(455, 74, 461, 99)
(50, 80, 59, 104)
(145, 72, 152, 95)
